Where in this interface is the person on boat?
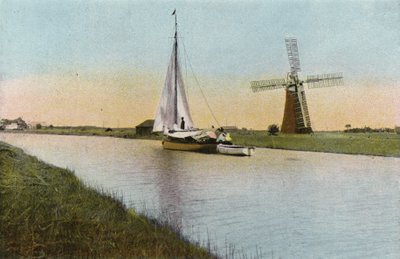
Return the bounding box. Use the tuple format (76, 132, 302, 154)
(180, 117, 185, 130)
(225, 133, 232, 143)
(216, 127, 232, 145)
(216, 132, 226, 143)
(215, 127, 224, 135)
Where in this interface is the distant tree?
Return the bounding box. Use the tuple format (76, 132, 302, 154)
(49, 125, 54, 129)
(364, 126, 372, 133)
(36, 123, 42, 129)
(267, 124, 279, 136)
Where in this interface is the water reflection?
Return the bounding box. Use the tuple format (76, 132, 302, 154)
(151, 148, 185, 229)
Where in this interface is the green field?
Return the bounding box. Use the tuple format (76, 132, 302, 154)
(231, 131, 400, 157)
(24, 126, 157, 139)
(0, 141, 214, 258)
(4, 126, 400, 157)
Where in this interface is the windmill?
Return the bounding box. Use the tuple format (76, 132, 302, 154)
(250, 38, 344, 133)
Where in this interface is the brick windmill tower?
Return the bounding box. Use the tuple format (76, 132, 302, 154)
(251, 38, 344, 133)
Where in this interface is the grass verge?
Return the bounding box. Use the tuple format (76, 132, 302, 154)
(0, 141, 214, 258)
(231, 131, 400, 157)
(22, 126, 162, 140)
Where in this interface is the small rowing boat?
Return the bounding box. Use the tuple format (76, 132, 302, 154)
(217, 144, 255, 156)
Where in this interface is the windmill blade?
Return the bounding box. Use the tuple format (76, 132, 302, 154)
(306, 73, 344, 89)
(285, 38, 301, 74)
(250, 78, 287, 92)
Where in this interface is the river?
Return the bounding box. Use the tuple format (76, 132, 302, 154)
(1, 133, 399, 258)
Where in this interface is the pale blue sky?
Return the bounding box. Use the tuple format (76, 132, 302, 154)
(1, 0, 399, 81)
(0, 0, 399, 129)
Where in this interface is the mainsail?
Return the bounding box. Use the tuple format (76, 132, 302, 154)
(153, 22, 194, 132)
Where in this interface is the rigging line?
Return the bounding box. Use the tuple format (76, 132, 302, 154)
(181, 40, 220, 127)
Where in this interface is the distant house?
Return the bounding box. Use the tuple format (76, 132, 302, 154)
(5, 123, 19, 130)
(0, 117, 28, 130)
(395, 126, 400, 135)
(136, 120, 155, 136)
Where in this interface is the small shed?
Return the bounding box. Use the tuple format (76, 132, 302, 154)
(136, 119, 155, 136)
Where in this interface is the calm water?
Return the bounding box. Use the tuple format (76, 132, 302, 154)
(1, 133, 399, 258)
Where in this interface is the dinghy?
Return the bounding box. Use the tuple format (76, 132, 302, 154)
(217, 144, 255, 156)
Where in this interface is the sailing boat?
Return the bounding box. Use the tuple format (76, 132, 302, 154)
(152, 10, 218, 153)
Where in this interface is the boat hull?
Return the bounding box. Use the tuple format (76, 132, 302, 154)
(162, 140, 218, 153)
(217, 144, 255, 156)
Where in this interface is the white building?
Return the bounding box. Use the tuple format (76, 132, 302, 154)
(5, 123, 19, 130)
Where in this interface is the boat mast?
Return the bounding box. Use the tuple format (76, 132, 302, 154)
(173, 10, 178, 125)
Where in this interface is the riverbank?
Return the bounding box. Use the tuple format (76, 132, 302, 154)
(22, 126, 161, 140)
(3, 127, 399, 157)
(0, 141, 214, 258)
(232, 131, 400, 157)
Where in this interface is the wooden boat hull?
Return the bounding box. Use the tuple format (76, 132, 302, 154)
(217, 144, 255, 156)
(162, 140, 218, 153)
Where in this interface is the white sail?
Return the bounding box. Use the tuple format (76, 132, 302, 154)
(153, 37, 194, 132)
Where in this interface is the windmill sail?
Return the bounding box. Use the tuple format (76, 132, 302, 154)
(306, 73, 344, 88)
(250, 78, 287, 92)
(153, 37, 194, 132)
(285, 38, 301, 74)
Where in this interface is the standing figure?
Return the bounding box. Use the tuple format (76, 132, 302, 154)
(180, 117, 185, 130)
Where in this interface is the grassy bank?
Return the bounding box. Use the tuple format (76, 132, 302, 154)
(23, 126, 162, 140)
(3, 126, 399, 157)
(231, 131, 400, 157)
(0, 141, 214, 258)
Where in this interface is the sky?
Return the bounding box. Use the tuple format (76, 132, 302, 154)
(0, 0, 399, 130)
